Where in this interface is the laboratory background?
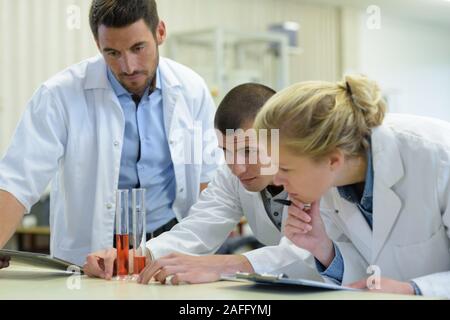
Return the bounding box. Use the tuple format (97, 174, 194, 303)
(1, 0, 450, 253)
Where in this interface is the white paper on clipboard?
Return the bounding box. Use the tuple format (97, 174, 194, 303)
(221, 272, 359, 291)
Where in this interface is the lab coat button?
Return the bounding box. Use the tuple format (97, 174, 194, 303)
(113, 141, 120, 147)
(179, 188, 184, 193)
(106, 203, 113, 210)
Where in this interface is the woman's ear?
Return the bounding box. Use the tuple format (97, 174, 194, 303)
(328, 149, 344, 172)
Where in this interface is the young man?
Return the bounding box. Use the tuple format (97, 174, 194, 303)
(0, 0, 217, 266)
(84, 83, 321, 284)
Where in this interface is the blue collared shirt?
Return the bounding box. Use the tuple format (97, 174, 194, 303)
(108, 68, 176, 233)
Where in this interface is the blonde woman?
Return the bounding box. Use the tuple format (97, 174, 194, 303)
(254, 75, 450, 297)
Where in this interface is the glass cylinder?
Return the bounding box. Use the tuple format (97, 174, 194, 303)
(115, 189, 129, 279)
(131, 188, 147, 275)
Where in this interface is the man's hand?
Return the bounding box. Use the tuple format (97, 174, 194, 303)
(83, 248, 117, 280)
(348, 277, 415, 295)
(0, 190, 25, 249)
(137, 252, 254, 285)
(0, 255, 11, 269)
(284, 197, 334, 267)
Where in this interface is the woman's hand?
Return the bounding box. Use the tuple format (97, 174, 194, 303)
(284, 197, 335, 267)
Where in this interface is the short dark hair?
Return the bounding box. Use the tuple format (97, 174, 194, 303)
(89, 0, 159, 39)
(215, 83, 276, 134)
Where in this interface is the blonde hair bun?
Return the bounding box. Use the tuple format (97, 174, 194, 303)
(343, 74, 386, 128)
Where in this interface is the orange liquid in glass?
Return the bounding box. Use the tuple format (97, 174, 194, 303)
(133, 256, 146, 274)
(115, 234, 129, 276)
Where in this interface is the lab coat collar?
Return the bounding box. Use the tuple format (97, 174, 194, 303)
(371, 123, 404, 262)
(371, 124, 404, 188)
(84, 55, 110, 90)
(158, 58, 182, 140)
(158, 57, 182, 89)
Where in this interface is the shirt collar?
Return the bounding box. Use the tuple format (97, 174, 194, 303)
(263, 188, 288, 200)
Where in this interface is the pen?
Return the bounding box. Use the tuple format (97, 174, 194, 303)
(273, 199, 292, 206)
(274, 199, 311, 210)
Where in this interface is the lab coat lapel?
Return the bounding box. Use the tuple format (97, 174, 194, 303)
(331, 188, 372, 262)
(371, 125, 404, 262)
(242, 188, 281, 245)
(159, 58, 182, 139)
(162, 88, 179, 139)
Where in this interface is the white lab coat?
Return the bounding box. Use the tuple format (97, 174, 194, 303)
(320, 114, 450, 297)
(148, 165, 322, 280)
(0, 55, 218, 266)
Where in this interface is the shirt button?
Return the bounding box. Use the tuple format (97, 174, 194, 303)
(113, 141, 120, 148)
(274, 212, 279, 217)
(106, 203, 113, 210)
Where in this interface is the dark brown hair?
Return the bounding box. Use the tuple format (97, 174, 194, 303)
(215, 83, 276, 134)
(89, 0, 159, 39)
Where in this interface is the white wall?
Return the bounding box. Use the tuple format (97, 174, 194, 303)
(0, 0, 98, 152)
(358, 13, 450, 121)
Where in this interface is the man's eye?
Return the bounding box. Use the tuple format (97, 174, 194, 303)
(279, 168, 290, 173)
(107, 51, 119, 58)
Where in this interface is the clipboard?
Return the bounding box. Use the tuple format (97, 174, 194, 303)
(0, 249, 83, 273)
(224, 272, 358, 291)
